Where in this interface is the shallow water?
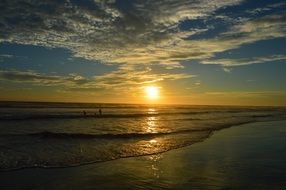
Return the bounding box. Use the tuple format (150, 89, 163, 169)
(0, 102, 285, 170)
(1, 121, 285, 190)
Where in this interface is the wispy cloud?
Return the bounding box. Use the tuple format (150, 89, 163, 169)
(246, 2, 286, 15)
(0, 67, 193, 92)
(0, 54, 14, 62)
(205, 91, 286, 98)
(202, 55, 286, 66)
(0, 54, 13, 58)
(94, 64, 193, 90)
(0, 70, 89, 86)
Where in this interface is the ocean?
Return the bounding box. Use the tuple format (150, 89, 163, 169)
(0, 101, 285, 171)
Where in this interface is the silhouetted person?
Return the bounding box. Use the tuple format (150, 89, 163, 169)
(83, 110, 87, 116)
(99, 108, 102, 116)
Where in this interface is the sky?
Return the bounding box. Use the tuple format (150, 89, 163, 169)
(0, 0, 285, 105)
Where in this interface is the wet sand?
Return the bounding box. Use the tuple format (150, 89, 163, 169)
(1, 120, 286, 190)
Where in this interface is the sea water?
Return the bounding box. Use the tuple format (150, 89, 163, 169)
(0, 102, 285, 171)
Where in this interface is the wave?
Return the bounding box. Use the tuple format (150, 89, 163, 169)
(0, 111, 212, 121)
(0, 115, 285, 171)
(0, 116, 282, 142)
(0, 130, 214, 172)
(0, 118, 258, 140)
(1, 110, 283, 121)
(0, 129, 211, 140)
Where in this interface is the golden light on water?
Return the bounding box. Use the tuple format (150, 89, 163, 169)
(145, 86, 159, 99)
(146, 116, 157, 133)
(149, 139, 157, 144)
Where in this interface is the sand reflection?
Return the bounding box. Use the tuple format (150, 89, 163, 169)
(148, 154, 163, 178)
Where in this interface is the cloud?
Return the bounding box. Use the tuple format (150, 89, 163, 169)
(92, 64, 194, 91)
(201, 55, 286, 66)
(0, 67, 193, 92)
(222, 67, 232, 73)
(205, 91, 286, 98)
(0, 70, 89, 86)
(246, 2, 286, 15)
(0, 1, 285, 91)
(0, 0, 244, 67)
(97, 13, 286, 68)
(0, 54, 14, 62)
(195, 13, 286, 56)
(0, 54, 13, 58)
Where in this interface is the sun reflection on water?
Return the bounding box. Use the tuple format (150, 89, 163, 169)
(146, 116, 158, 133)
(147, 108, 156, 114)
(140, 108, 164, 179)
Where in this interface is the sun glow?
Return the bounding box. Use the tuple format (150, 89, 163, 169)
(145, 86, 159, 99)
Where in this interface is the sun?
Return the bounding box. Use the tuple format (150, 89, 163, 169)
(145, 86, 159, 99)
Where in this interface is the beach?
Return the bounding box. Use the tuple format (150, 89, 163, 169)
(1, 0, 286, 189)
(1, 120, 285, 190)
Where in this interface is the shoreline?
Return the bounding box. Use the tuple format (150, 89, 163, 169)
(0, 120, 285, 189)
(1, 119, 285, 173)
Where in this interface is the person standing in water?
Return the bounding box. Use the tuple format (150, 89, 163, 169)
(99, 108, 102, 116)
